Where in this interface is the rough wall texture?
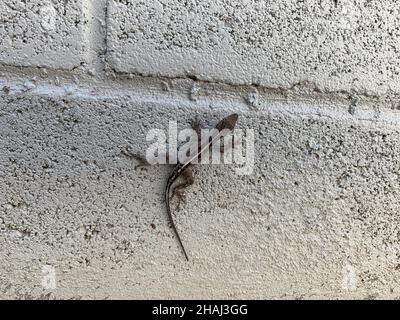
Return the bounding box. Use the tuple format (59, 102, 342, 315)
(0, 0, 83, 69)
(1, 0, 400, 299)
(108, 0, 400, 95)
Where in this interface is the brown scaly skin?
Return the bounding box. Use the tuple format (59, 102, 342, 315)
(124, 113, 239, 261)
(165, 113, 239, 261)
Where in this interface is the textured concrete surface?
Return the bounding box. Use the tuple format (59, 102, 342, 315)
(0, 0, 83, 69)
(107, 0, 400, 95)
(1, 80, 400, 299)
(1, 0, 400, 300)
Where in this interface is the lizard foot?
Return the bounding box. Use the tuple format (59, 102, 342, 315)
(121, 147, 149, 169)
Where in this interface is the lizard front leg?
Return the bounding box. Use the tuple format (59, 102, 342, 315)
(191, 115, 202, 137)
(190, 115, 204, 163)
(121, 146, 150, 169)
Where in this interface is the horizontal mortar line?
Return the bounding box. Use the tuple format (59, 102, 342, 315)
(1, 61, 399, 104)
(110, 68, 400, 102)
(1, 78, 400, 129)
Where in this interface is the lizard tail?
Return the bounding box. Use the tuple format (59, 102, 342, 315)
(165, 187, 190, 261)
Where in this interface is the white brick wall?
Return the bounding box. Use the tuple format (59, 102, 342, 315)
(1, 0, 400, 299)
(0, 0, 83, 69)
(107, 0, 400, 95)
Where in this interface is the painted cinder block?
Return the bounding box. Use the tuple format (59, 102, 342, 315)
(107, 0, 400, 95)
(1, 90, 399, 298)
(0, 0, 83, 69)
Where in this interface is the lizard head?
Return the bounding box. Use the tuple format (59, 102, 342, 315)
(215, 113, 239, 131)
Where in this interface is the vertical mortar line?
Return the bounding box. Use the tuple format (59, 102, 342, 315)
(81, 0, 108, 78)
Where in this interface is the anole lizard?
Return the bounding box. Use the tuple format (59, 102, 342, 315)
(125, 113, 239, 261)
(166, 113, 239, 261)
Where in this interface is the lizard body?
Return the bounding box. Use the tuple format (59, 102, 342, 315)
(166, 113, 239, 261)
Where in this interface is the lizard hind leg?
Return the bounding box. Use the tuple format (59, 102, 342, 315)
(170, 168, 194, 211)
